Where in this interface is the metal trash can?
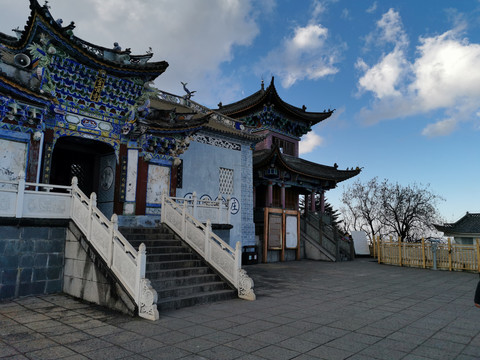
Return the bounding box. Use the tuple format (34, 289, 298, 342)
(242, 246, 258, 265)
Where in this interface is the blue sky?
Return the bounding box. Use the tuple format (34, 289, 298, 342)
(2, 0, 480, 222)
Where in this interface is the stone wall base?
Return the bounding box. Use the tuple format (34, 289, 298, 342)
(64, 221, 136, 316)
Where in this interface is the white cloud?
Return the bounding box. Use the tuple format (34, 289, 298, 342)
(366, 2, 377, 14)
(299, 131, 325, 154)
(376, 8, 408, 46)
(357, 10, 480, 137)
(1, 0, 261, 107)
(255, 21, 340, 88)
(356, 48, 407, 99)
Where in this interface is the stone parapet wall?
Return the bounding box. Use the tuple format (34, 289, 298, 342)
(0, 220, 67, 300)
(63, 221, 136, 316)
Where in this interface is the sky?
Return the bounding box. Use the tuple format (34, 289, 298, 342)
(2, 0, 480, 223)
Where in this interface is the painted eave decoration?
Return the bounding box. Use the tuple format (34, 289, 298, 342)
(0, 0, 168, 80)
(253, 145, 361, 185)
(216, 77, 334, 138)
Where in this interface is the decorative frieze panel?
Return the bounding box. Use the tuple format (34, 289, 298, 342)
(193, 134, 241, 151)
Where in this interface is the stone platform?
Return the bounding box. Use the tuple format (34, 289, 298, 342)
(1, 258, 480, 359)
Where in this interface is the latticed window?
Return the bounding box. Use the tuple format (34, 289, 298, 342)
(219, 167, 234, 195)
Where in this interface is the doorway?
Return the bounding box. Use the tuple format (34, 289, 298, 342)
(50, 137, 116, 218)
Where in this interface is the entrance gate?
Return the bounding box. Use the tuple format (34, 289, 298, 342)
(50, 137, 116, 218)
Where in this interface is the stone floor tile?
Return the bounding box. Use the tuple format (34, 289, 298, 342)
(142, 345, 191, 359)
(175, 338, 217, 353)
(120, 338, 165, 353)
(198, 344, 246, 360)
(83, 345, 134, 360)
(25, 345, 77, 360)
(253, 344, 300, 360)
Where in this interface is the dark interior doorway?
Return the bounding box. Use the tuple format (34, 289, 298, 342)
(50, 136, 116, 217)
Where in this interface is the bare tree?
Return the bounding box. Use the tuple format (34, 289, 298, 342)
(340, 177, 382, 241)
(340, 178, 444, 242)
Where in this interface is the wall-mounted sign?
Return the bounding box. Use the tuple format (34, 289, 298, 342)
(90, 70, 107, 102)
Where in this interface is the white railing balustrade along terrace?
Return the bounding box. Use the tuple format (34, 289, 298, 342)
(0, 172, 158, 320)
(161, 192, 256, 301)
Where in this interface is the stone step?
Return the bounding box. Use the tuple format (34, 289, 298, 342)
(156, 289, 237, 312)
(119, 225, 237, 311)
(156, 281, 233, 300)
(146, 266, 213, 280)
(119, 227, 171, 235)
(123, 233, 176, 241)
(151, 274, 220, 288)
(146, 253, 198, 262)
(146, 259, 205, 271)
(129, 239, 184, 248)
(142, 246, 191, 254)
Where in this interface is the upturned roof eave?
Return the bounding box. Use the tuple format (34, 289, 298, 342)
(253, 146, 361, 183)
(1, 0, 168, 79)
(216, 77, 333, 125)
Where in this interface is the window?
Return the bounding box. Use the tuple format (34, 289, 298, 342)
(273, 137, 295, 156)
(219, 167, 234, 194)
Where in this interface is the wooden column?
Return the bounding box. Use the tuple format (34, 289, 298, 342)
(310, 190, 315, 212)
(267, 181, 273, 207)
(320, 190, 325, 213)
(281, 183, 285, 209)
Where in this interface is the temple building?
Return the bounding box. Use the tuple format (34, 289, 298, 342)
(434, 213, 480, 245)
(216, 78, 360, 262)
(0, 0, 360, 310)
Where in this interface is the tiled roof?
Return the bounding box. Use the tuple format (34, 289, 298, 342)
(434, 213, 480, 235)
(253, 146, 361, 183)
(216, 77, 333, 125)
(1, 0, 168, 79)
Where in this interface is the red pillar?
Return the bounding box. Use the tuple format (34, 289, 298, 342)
(320, 190, 325, 213)
(267, 181, 273, 207)
(310, 190, 316, 212)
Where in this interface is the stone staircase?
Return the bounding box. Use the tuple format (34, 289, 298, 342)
(119, 225, 237, 312)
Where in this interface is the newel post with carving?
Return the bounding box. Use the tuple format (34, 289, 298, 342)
(15, 171, 26, 218)
(137, 243, 159, 320)
(235, 241, 256, 301)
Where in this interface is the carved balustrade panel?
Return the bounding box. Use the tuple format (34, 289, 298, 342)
(71, 195, 90, 235)
(90, 213, 111, 262)
(0, 192, 16, 217)
(23, 193, 71, 218)
(184, 220, 205, 255)
(111, 241, 137, 297)
(209, 239, 235, 283)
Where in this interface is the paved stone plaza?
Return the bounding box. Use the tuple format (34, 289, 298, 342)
(1, 258, 480, 359)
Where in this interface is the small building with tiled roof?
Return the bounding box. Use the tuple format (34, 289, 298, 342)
(216, 77, 360, 262)
(434, 213, 480, 245)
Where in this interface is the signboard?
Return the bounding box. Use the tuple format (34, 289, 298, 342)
(268, 213, 282, 249)
(285, 215, 298, 248)
(90, 70, 107, 102)
(351, 231, 370, 255)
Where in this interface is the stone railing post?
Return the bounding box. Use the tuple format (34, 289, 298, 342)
(217, 194, 221, 223)
(226, 196, 231, 224)
(234, 241, 241, 284)
(182, 200, 187, 238)
(108, 214, 118, 267)
(193, 192, 198, 218)
(136, 243, 146, 303)
(205, 220, 211, 262)
(15, 171, 26, 218)
(88, 193, 97, 240)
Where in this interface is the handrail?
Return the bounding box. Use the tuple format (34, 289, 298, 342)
(0, 172, 159, 320)
(161, 192, 255, 301)
(169, 191, 230, 224)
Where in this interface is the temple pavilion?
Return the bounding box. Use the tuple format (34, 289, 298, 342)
(217, 78, 361, 261)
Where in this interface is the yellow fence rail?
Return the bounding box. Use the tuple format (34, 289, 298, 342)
(371, 237, 480, 272)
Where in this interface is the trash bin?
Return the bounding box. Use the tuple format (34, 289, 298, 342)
(242, 246, 258, 265)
